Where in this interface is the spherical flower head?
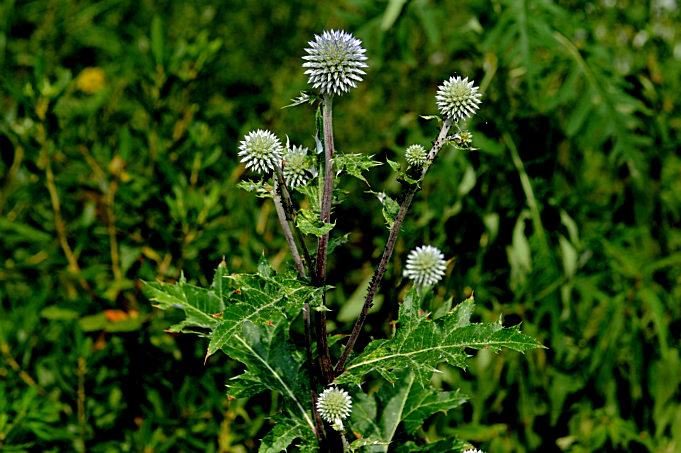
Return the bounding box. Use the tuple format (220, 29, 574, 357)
(404, 245, 447, 287)
(302, 29, 368, 96)
(238, 129, 284, 174)
(436, 76, 482, 122)
(462, 449, 485, 453)
(317, 387, 352, 431)
(405, 144, 427, 168)
(283, 145, 310, 188)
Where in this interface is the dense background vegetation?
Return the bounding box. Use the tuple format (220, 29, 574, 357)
(1, 0, 680, 451)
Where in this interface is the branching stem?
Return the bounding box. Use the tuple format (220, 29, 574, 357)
(334, 117, 453, 375)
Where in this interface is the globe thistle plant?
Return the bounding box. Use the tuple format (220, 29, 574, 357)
(302, 29, 368, 96)
(405, 144, 427, 168)
(404, 245, 447, 287)
(436, 76, 482, 122)
(317, 387, 352, 431)
(462, 449, 485, 453)
(238, 129, 284, 173)
(283, 145, 310, 188)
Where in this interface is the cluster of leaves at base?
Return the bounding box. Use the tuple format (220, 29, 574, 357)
(144, 258, 541, 451)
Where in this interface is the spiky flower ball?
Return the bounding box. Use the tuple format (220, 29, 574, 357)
(238, 129, 284, 173)
(317, 387, 352, 431)
(405, 144, 427, 168)
(283, 145, 310, 188)
(302, 29, 368, 96)
(462, 449, 485, 453)
(404, 245, 447, 287)
(436, 76, 482, 122)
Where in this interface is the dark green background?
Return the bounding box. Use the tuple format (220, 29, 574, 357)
(1, 0, 680, 451)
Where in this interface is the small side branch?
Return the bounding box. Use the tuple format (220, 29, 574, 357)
(334, 118, 453, 375)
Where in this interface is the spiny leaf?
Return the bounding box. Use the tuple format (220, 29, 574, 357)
(225, 321, 315, 433)
(142, 274, 223, 333)
(236, 179, 274, 198)
(296, 209, 335, 237)
(335, 288, 544, 386)
(368, 191, 400, 230)
(334, 153, 382, 185)
(258, 416, 317, 452)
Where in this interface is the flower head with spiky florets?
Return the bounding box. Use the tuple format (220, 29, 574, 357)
(302, 29, 368, 96)
(404, 245, 447, 287)
(238, 129, 284, 174)
(283, 145, 310, 188)
(436, 76, 482, 122)
(462, 449, 485, 453)
(405, 144, 427, 168)
(317, 387, 352, 431)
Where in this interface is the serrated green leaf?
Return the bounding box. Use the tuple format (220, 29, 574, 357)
(296, 209, 334, 237)
(225, 321, 316, 433)
(335, 288, 543, 386)
(282, 91, 319, 109)
(236, 179, 274, 198)
(368, 191, 400, 230)
(334, 153, 382, 185)
(400, 382, 467, 435)
(258, 416, 316, 452)
(142, 276, 223, 332)
(206, 265, 322, 358)
(294, 184, 321, 213)
(386, 158, 401, 173)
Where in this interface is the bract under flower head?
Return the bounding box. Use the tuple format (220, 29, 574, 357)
(283, 145, 310, 188)
(317, 387, 352, 431)
(405, 144, 427, 168)
(238, 129, 283, 174)
(436, 76, 482, 122)
(302, 29, 368, 96)
(404, 245, 447, 287)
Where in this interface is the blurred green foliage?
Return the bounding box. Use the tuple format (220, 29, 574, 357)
(1, 0, 680, 451)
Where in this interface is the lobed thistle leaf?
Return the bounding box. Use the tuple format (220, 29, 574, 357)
(282, 145, 311, 188)
(405, 144, 427, 168)
(435, 76, 482, 122)
(238, 129, 284, 174)
(404, 245, 447, 287)
(302, 29, 368, 96)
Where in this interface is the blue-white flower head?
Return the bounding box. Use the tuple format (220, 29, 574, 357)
(238, 129, 284, 173)
(462, 449, 485, 453)
(283, 144, 310, 188)
(317, 387, 352, 431)
(404, 245, 447, 287)
(405, 144, 427, 168)
(436, 76, 482, 122)
(302, 29, 368, 96)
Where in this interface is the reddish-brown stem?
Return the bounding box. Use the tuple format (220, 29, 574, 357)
(334, 117, 453, 376)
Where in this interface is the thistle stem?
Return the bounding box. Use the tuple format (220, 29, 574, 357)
(274, 168, 315, 273)
(271, 171, 323, 440)
(315, 95, 335, 283)
(313, 94, 336, 385)
(334, 118, 453, 376)
(272, 178, 306, 278)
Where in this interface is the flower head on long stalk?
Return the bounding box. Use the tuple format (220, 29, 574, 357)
(302, 29, 368, 96)
(436, 76, 482, 122)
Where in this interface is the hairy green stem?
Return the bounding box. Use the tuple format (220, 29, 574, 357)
(334, 117, 453, 376)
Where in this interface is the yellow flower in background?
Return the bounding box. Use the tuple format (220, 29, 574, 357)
(76, 67, 106, 94)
